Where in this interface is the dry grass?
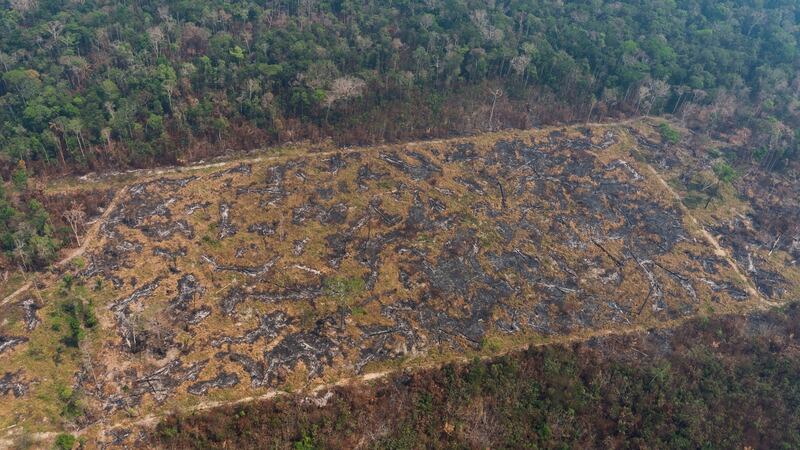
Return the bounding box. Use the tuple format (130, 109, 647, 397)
(0, 121, 796, 447)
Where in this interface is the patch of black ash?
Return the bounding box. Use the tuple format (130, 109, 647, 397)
(0, 371, 27, 398)
(187, 371, 239, 395)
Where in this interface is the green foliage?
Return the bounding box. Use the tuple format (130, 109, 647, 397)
(60, 274, 75, 293)
(753, 147, 769, 161)
(160, 426, 178, 439)
(681, 171, 720, 209)
(70, 257, 85, 270)
(200, 234, 220, 247)
(293, 432, 317, 450)
(0, 0, 796, 173)
(682, 192, 706, 209)
(658, 123, 681, 144)
(52, 297, 97, 348)
(323, 276, 366, 305)
(713, 161, 738, 183)
(229, 46, 245, 60)
(415, 392, 434, 416)
(12, 161, 29, 190)
(0, 179, 61, 269)
(54, 433, 77, 450)
(83, 301, 98, 328)
(56, 383, 83, 420)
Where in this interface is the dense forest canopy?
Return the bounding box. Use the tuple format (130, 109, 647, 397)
(0, 0, 798, 175)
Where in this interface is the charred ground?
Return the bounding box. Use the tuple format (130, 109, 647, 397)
(0, 121, 797, 447)
(153, 303, 800, 449)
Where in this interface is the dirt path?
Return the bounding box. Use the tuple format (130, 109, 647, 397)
(0, 187, 127, 307)
(640, 163, 778, 308)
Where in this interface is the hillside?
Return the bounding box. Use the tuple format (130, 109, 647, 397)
(0, 120, 797, 447)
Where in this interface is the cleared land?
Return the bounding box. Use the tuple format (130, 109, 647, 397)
(0, 121, 797, 447)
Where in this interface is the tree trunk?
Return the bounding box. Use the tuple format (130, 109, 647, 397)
(586, 99, 597, 124)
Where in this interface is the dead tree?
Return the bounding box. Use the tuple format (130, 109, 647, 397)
(497, 180, 507, 209)
(63, 201, 87, 246)
(487, 88, 503, 130)
(13, 238, 29, 272)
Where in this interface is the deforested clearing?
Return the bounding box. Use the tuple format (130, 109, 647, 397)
(1, 121, 797, 447)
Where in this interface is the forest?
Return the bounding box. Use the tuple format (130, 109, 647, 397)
(0, 0, 798, 175)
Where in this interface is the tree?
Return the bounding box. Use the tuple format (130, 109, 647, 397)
(62, 201, 86, 247)
(9, 0, 37, 14)
(147, 26, 165, 60)
(3, 69, 41, 103)
(12, 160, 28, 191)
(323, 76, 366, 109)
(487, 88, 503, 130)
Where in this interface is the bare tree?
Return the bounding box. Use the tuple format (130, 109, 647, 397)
(80, 340, 101, 395)
(324, 76, 366, 108)
(13, 238, 29, 272)
(0, 51, 17, 72)
(319, 76, 365, 124)
(63, 201, 87, 246)
(747, 10, 767, 37)
(586, 94, 598, 124)
(45, 20, 64, 49)
(510, 54, 530, 78)
(9, 0, 37, 13)
(48, 119, 68, 169)
(147, 26, 165, 59)
(487, 88, 503, 130)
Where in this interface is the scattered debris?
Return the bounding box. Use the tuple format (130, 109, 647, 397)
(201, 255, 280, 277)
(18, 298, 41, 331)
(153, 246, 188, 259)
(217, 203, 238, 239)
(0, 335, 28, 354)
(8, 125, 773, 419)
(130, 359, 208, 403)
(248, 222, 276, 236)
(111, 278, 162, 312)
(184, 202, 211, 215)
(293, 238, 309, 256)
(187, 371, 240, 395)
(211, 163, 252, 178)
(0, 371, 27, 398)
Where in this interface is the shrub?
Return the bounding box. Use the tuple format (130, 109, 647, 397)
(11, 161, 28, 191)
(57, 384, 83, 420)
(658, 123, 681, 144)
(54, 433, 76, 450)
(293, 432, 317, 450)
(56, 299, 96, 347)
(713, 161, 737, 183)
(323, 276, 366, 305)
